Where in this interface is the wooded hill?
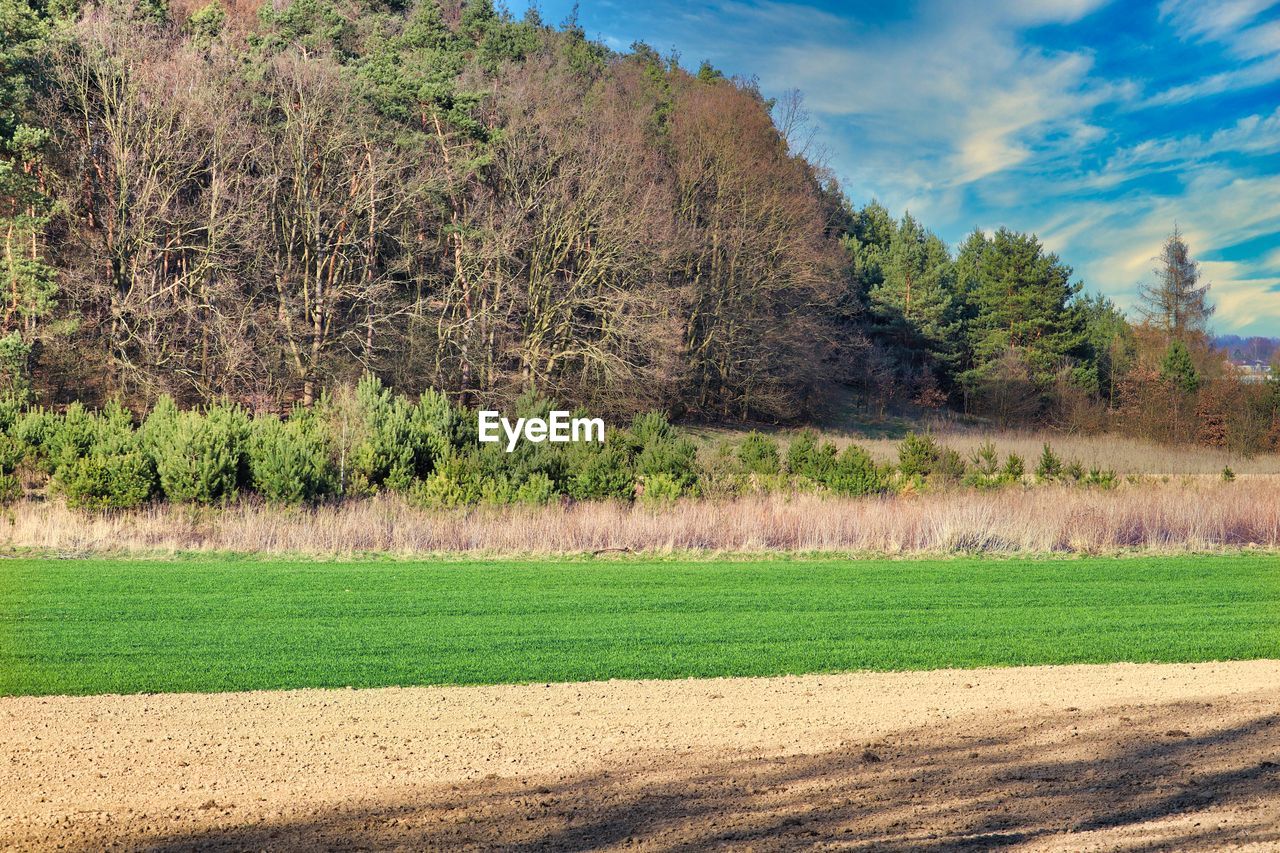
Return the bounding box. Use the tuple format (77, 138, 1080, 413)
(2, 0, 1276, 448)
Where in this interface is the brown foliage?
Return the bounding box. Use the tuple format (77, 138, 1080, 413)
(669, 77, 844, 419)
(10, 479, 1280, 556)
(31, 8, 848, 421)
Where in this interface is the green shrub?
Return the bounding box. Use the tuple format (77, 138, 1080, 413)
(934, 447, 967, 485)
(1035, 443, 1062, 482)
(738, 432, 780, 476)
(137, 396, 179, 461)
(57, 452, 156, 510)
(412, 470, 468, 509)
(0, 391, 27, 433)
(639, 471, 682, 507)
(971, 441, 999, 477)
(0, 433, 23, 503)
(897, 432, 940, 479)
(566, 442, 634, 501)
(1222, 465, 1235, 482)
(0, 473, 19, 503)
(637, 440, 697, 488)
(247, 410, 334, 504)
(1003, 453, 1025, 482)
(15, 400, 142, 488)
(0, 432, 24, 472)
(333, 376, 457, 495)
(784, 432, 813, 475)
(186, 1, 225, 42)
(410, 449, 513, 508)
(826, 445, 889, 496)
(345, 375, 421, 493)
(1083, 467, 1118, 489)
(414, 388, 461, 454)
(148, 405, 247, 504)
(785, 432, 838, 482)
(629, 410, 677, 446)
(633, 422, 697, 492)
(514, 472, 556, 505)
(42, 402, 100, 473)
(964, 441, 1009, 489)
(94, 400, 139, 455)
(13, 407, 58, 470)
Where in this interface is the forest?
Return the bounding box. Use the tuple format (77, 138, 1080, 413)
(2, 0, 1278, 453)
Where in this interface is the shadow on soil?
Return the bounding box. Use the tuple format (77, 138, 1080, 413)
(129, 702, 1280, 852)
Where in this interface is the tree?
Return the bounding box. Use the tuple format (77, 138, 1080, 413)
(1160, 339, 1200, 395)
(1159, 338, 1200, 440)
(866, 213, 958, 396)
(963, 228, 1085, 391)
(49, 12, 256, 402)
(1138, 227, 1213, 342)
(1077, 292, 1135, 404)
(256, 52, 422, 405)
(9, 0, 1157, 432)
(480, 54, 681, 415)
(670, 74, 840, 419)
(0, 0, 57, 392)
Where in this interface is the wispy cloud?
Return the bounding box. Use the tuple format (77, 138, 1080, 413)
(1144, 0, 1280, 105)
(1159, 0, 1278, 48)
(546, 0, 1280, 334)
(1041, 168, 1280, 330)
(1142, 54, 1280, 106)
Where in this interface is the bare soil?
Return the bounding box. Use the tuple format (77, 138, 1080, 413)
(3, 661, 1279, 851)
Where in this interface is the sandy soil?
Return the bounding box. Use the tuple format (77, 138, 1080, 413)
(3, 661, 1280, 851)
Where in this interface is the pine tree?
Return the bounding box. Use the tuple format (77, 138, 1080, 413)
(1078, 293, 1135, 403)
(866, 214, 959, 379)
(1159, 339, 1200, 395)
(0, 0, 58, 392)
(1138, 227, 1213, 342)
(963, 228, 1084, 387)
(950, 228, 989, 371)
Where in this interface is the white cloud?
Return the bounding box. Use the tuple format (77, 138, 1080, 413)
(1040, 169, 1280, 333)
(1159, 0, 1279, 47)
(1082, 105, 1280, 188)
(1143, 54, 1280, 106)
(754, 0, 1121, 213)
(1145, 0, 1280, 104)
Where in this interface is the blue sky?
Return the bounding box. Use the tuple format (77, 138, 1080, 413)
(535, 0, 1280, 337)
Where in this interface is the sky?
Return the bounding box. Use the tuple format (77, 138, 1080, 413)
(535, 0, 1280, 338)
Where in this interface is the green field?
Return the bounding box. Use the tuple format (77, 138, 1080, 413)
(2, 555, 1278, 696)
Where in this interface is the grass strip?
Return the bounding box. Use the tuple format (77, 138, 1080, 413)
(2, 555, 1277, 696)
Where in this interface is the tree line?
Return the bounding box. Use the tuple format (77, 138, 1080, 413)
(2, 0, 1277, 451)
(0, 372, 1134, 511)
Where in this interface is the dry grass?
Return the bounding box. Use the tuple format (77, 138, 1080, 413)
(690, 423, 1280, 476)
(854, 431, 1280, 476)
(7, 477, 1280, 557)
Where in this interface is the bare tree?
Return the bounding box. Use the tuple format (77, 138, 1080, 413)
(48, 12, 264, 403)
(478, 56, 681, 414)
(253, 53, 423, 404)
(671, 76, 840, 419)
(1137, 226, 1214, 343)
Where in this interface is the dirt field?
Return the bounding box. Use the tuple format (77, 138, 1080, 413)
(4, 661, 1279, 851)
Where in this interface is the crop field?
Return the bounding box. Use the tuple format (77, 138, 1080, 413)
(3, 554, 1278, 697)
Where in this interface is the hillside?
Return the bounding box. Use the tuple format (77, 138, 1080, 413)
(0, 0, 1275, 451)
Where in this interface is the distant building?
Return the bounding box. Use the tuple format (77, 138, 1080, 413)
(1234, 360, 1274, 384)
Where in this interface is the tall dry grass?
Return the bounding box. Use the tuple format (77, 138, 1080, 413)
(853, 431, 1280, 476)
(7, 478, 1280, 557)
(689, 423, 1280, 475)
